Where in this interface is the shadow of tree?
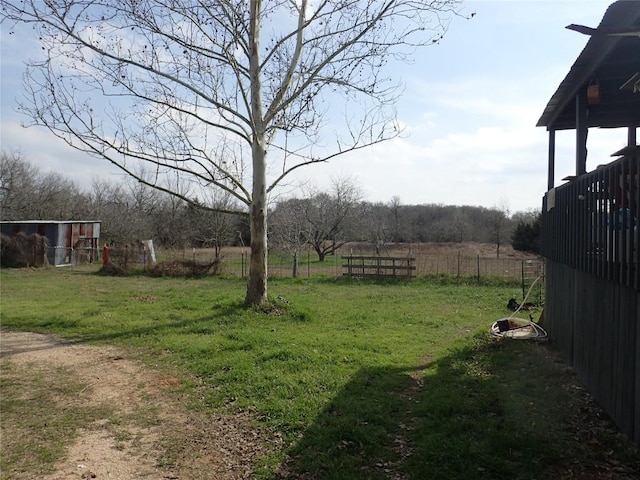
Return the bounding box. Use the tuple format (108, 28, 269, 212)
(276, 363, 421, 479)
(276, 339, 638, 480)
(24, 299, 249, 345)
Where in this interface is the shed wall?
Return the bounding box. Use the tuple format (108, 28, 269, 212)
(1, 221, 101, 265)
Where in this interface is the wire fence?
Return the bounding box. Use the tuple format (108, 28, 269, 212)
(47, 245, 544, 303)
(125, 247, 543, 281)
(45, 246, 100, 266)
(254, 252, 542, 280)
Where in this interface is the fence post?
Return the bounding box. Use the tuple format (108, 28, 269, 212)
(292, 251, 298, 278)
(477, 254, 480, 284)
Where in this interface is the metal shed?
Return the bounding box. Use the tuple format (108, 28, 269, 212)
(1, 220, 102, 266)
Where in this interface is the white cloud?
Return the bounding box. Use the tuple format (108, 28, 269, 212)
(1, 120, 125, 185)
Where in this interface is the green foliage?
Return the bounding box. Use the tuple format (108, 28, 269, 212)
(511, 213, 541, 254)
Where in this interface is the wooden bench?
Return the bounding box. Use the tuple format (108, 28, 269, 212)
(342, 255, 416, 279)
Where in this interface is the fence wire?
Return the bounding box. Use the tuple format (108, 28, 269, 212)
(51, 246, 544, 302)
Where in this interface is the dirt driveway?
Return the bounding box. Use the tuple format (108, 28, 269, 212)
(0, 332, 271, 480)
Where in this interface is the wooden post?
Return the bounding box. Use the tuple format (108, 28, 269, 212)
(576, 88, 588, 177)
(548, 129, 556, 190)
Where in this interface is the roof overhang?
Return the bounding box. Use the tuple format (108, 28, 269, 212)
(537, 1, 640, 131)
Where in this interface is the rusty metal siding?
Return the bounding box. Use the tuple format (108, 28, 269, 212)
(0, 220, 102, 265)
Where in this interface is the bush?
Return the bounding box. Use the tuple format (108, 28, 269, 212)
(0, 233, 49, 268)
(511, 214, 541, 254)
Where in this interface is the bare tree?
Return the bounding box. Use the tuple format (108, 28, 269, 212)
(2, 0, 462, 304)
(0, 151, 39, 220)
(358, 201, 393, 253)
(488, 200, 511, 259)
(304, 177, 361, 261)
(450, 208, 470, 243)
(89, 179, 153, 243)
(269, 198, 309, 277)
(36, 171, 90, 219)
(1, 150, 89, 220)
(388, 195, 403, 243)
(187, 190, 239, 259)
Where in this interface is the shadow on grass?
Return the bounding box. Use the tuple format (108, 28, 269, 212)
(17, 299, 250, 344)
(276, 338, 638, 480)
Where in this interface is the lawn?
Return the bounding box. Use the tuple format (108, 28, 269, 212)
(1, 266, 638, 479)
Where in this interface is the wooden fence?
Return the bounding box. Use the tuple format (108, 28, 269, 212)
(341, 256, 416, 278)
(541, 151, 639, 442)
(545, 260, 639, 442)
(541, 151, 639, 290)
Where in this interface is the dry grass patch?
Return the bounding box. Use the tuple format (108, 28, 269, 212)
(0, 332, 271, 480)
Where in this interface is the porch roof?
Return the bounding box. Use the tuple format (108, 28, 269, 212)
(536, 1, 640, 131)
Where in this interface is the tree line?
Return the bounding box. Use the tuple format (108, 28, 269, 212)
(1, 152, 541, 259)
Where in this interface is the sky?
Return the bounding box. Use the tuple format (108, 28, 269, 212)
(0, 0, 631, 214)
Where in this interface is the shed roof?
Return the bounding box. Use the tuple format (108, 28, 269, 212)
(537, 1, 640, 130)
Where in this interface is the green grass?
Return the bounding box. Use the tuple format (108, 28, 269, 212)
(0, 361, 112, 479)
(1, 266, 638, 479)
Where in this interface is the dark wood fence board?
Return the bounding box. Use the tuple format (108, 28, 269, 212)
(541, 153, 639, 291)
(636, 294, 640, 443)
(545, 260, 639, 442)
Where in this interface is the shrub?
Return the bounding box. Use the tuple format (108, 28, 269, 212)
(0, 232, 49, 268)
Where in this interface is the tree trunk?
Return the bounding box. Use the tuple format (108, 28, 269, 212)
(292, 251, 298, 278)
(245, 140, 268, 305)
(244, 0, 268, 306)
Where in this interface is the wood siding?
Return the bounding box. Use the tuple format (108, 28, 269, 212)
(541, 151, 639, 291)
(545, 260, 639, 442)
(542, 149, 639, 442)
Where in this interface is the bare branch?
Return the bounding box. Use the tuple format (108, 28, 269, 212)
(2, 0, 463, 304)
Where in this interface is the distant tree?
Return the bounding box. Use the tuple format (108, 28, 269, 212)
(0, 151, 39, 220)
(150, 194, 190, 249)
(358, 201, 393, 253)
(389, 196, 404, 243)
(0, 151, 89, 221)
(487, 201, 511, 258)
(511, 211, 541, 254)
(89, 179, 153, 243)
(36, 171, 89, 220)
(187, 191, 243, 259)
(304, 178, 361, 261)
(269, 198, 309, 277)
(450, 209, 470, 243)
(4, 0, 463, 305)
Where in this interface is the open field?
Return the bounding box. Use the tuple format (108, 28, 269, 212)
(1, 266, 638, 479)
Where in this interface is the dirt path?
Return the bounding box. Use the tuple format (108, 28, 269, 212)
(0, 332, 270, 480)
